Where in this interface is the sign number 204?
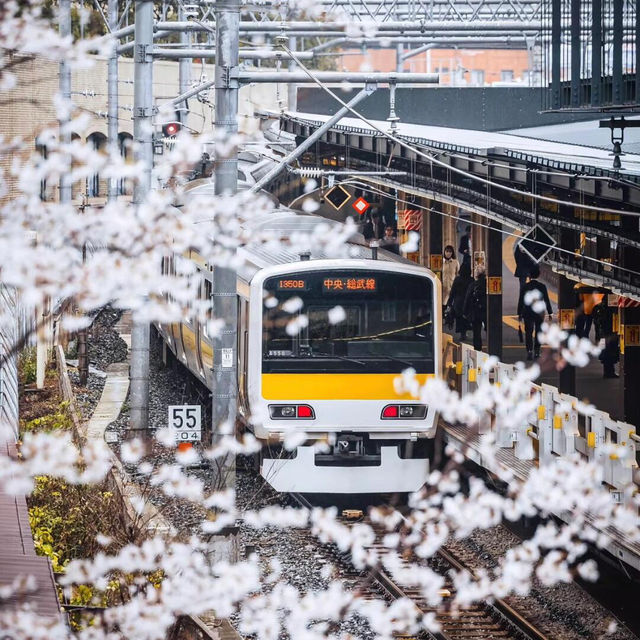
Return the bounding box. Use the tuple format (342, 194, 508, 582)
(168, 405, 202, 442)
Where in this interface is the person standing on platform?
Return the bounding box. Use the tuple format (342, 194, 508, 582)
(593, 294, 619, 378)
(514, 240, 536, 294)
(517, 264, 553, 361)
(442, 245, 459, 312)
(463, 264, 487, 351)
(446, 261, 473, 341)
(379, 226, 400, 254)
(458, 224, 472, 269)
(575, 284, 604, 339)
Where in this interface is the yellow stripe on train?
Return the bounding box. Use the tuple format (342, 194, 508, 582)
(261, 373, 433, 400)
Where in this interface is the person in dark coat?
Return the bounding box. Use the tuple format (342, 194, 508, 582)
(593, 294, 619, 378)
(458, 224, 472, 270)
(446, 262, 473, 341)
(517, 264, 553, 360)
(463, 264, 487, 351)
(514, 240, 536, 294)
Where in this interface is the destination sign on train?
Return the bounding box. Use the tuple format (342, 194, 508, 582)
(277, 278, 307, 290)
(323, 277, 377, 292)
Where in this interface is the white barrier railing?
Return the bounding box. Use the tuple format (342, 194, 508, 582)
(451, 342, 639, 507)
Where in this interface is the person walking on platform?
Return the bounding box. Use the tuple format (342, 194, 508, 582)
(517, 264, 553, 361)
(514, 240, 536, 294)
(593, 294, 619, 379)
(463, 264, 487, 351)
(442, 245, 459, 310)
(446, 262, 473, 341)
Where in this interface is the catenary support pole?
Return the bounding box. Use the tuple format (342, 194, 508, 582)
(178, 3, 192, 124)
(212, 0, 239, 450)
(57, 0, 77, 386)
(251, 85, 375, 193)
(107, 0, 119, 201)
(130, 0, 154, 435)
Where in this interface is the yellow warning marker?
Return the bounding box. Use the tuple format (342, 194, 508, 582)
(553, 415, 563, 430)
(468, 368, 477, 383)
(537, 405, 546, 420)
(455, 361, 463, 375)
(587, 432, 596, 448)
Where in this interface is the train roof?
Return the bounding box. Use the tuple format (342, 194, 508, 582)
(240, 209, 409, 270)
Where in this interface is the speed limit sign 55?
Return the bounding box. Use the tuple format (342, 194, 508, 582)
(168, 405, 202, 442)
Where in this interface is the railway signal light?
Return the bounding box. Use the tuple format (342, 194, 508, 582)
(162, 121, 181, 137)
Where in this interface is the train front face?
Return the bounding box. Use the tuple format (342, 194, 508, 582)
(249, 259, 441, 494)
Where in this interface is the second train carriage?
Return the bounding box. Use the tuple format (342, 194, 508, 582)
(158, 209, 442, 493)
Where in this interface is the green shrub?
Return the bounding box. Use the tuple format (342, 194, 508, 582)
(18, 346, 37, 385)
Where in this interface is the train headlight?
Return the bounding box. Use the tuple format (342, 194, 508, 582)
(269, 404, 316, 419)
(381, 404, 427, 419)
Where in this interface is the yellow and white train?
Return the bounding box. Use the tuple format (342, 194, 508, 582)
(158, 205, 442, 494)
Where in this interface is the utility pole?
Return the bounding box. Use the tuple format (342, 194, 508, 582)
(107, 0, 119, 202)
(130, 0, 154, 436)
(57, 0, 77, 385)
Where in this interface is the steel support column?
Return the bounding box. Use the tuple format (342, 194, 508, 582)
(129, 0, 154, 435)
(612, 0, 623, 105)
(591, 0, 602, 107)
(551, 0, 561, 110)
(570, 0, 581, 108)
(429, 200, 443, 276)
(486, 221, 502, 359)
(212, 0, 239, 461)
(178, 3, 192, 124)
(623, 305, 640, 428)
(558, 228, 576, 395)
(107, 0, 119, 201)
(59, 0, 72, 205)
(288, 36, 298, 111)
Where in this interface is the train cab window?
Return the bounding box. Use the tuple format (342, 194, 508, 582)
(262, 271, 434, 374)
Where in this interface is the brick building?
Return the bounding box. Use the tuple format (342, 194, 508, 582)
(339, 47, 533, 86)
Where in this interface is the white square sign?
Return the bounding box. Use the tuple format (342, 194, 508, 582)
(168, 405, 202, 442)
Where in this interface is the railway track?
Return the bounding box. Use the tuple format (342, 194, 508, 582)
(291, 493, 549, 640)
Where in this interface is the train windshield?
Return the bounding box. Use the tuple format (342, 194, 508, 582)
(262, 270, 434, 374)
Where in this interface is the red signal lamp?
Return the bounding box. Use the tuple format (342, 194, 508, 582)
(162, 121, 181, 137)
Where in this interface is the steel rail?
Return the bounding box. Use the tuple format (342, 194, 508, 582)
(290, 493, 550, 640)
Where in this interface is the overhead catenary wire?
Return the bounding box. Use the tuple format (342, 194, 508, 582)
(294, 178, 640, 284)
(279, 43, 640, 218)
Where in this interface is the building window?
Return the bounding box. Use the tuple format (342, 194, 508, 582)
(470, 70, 485, 86)
(86, 132, 107, 197)
(118, 133, 133, 196)
(35, 141, 48, 201)
(500, 70, 515, 82)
